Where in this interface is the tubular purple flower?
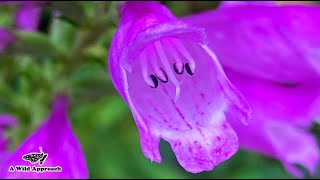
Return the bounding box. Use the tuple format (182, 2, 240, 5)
(0, 1, 44, 32)
(0, 95, 89, 178)
(15, 3, 42, 32)
(224, 69, 320, 177)
(184, 1, 320, 177)
(184, 1, 320, 84)
(0, 28, 15, 53)
(0, 115, 17, 165)
(108, 1, 252, 173)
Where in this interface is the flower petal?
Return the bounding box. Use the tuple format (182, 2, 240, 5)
(230, 115, 319, 178)
(224, 69, 320, 177)
(184, 2, 320, 177)
(0, 28, 15, 52)
(137, 119, 162, 163)
(184, 4, 320, 83)
(0, 115, 17, 128)
(164, 121, 238, 173)
(266, 122, 319, 177)
(224, 69, 320, 126)
(218, 1, 277, 8)
(0, 95, 88, 178)
(15, 4, 41, 32)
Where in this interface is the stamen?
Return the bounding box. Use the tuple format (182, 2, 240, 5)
(150, 74, 159, 88)
(147, 46, 169, 83)
(185, 63, 194, 76)
(173, 63, 184, 75)
(162, 39, 184, 74)
(156, 68, 168, 83)
(153, 41, 181, 102)
(171, 39, 196, 74)
(140, 51, 158, 88)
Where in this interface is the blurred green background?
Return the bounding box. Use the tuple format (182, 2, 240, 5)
(1, 1, 320, 179)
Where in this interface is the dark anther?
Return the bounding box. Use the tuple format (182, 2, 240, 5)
(173, 63, 184, 75)
(150, 74, 159, 88)
(185, 63, 194, 76)
(156, 68, 168, 83)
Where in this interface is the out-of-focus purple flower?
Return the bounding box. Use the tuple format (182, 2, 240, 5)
(15, 4, 42, 31)
(224, 69, 320, 178)
(0, 1, 45, 32)
(185, 1, 320, 84)
(0, 95, 89, 178)
(0, 1, 45, 52)
(108, 1, 252, 173)
(0, 115, 17, 165)
(0, 28, 15, 53)
(184, 1, 320, 177)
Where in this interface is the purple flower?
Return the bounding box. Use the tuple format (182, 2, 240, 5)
(0, 115, 17, 165)
(108, 1, 252, 173)
(0, 95, 89, 178)
(224, 69, 320, 177)
(0, 1, 44, 32)
(15, 3, 42, 32)
(0, 28, 15, 53)
(0, 1, 44, 52)
(184, 1, 320, 177)
(185, 1, 320, 84)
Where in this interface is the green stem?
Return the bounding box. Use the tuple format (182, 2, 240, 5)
(55, 1, 118, 95)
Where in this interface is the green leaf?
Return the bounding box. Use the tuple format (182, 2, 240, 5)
(71, 95, 128, 129)
(0, 6, 14, 27)
(49, 18, 77, 54)
(8, 31, 64, 59)
(48, 2, 87, 26)
(79, 1, 98, 21)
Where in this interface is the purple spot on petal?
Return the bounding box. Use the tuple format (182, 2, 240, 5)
(226, 152, 229, 157)
(167, 98, 193, 129)
(215, 147, 222, 154)
(222, 123, 228, 129)
(200, 93, 205, 99)
(173, 104, 185, 120)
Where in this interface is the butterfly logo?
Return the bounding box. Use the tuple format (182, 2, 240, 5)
(22, 147, 48, 165)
